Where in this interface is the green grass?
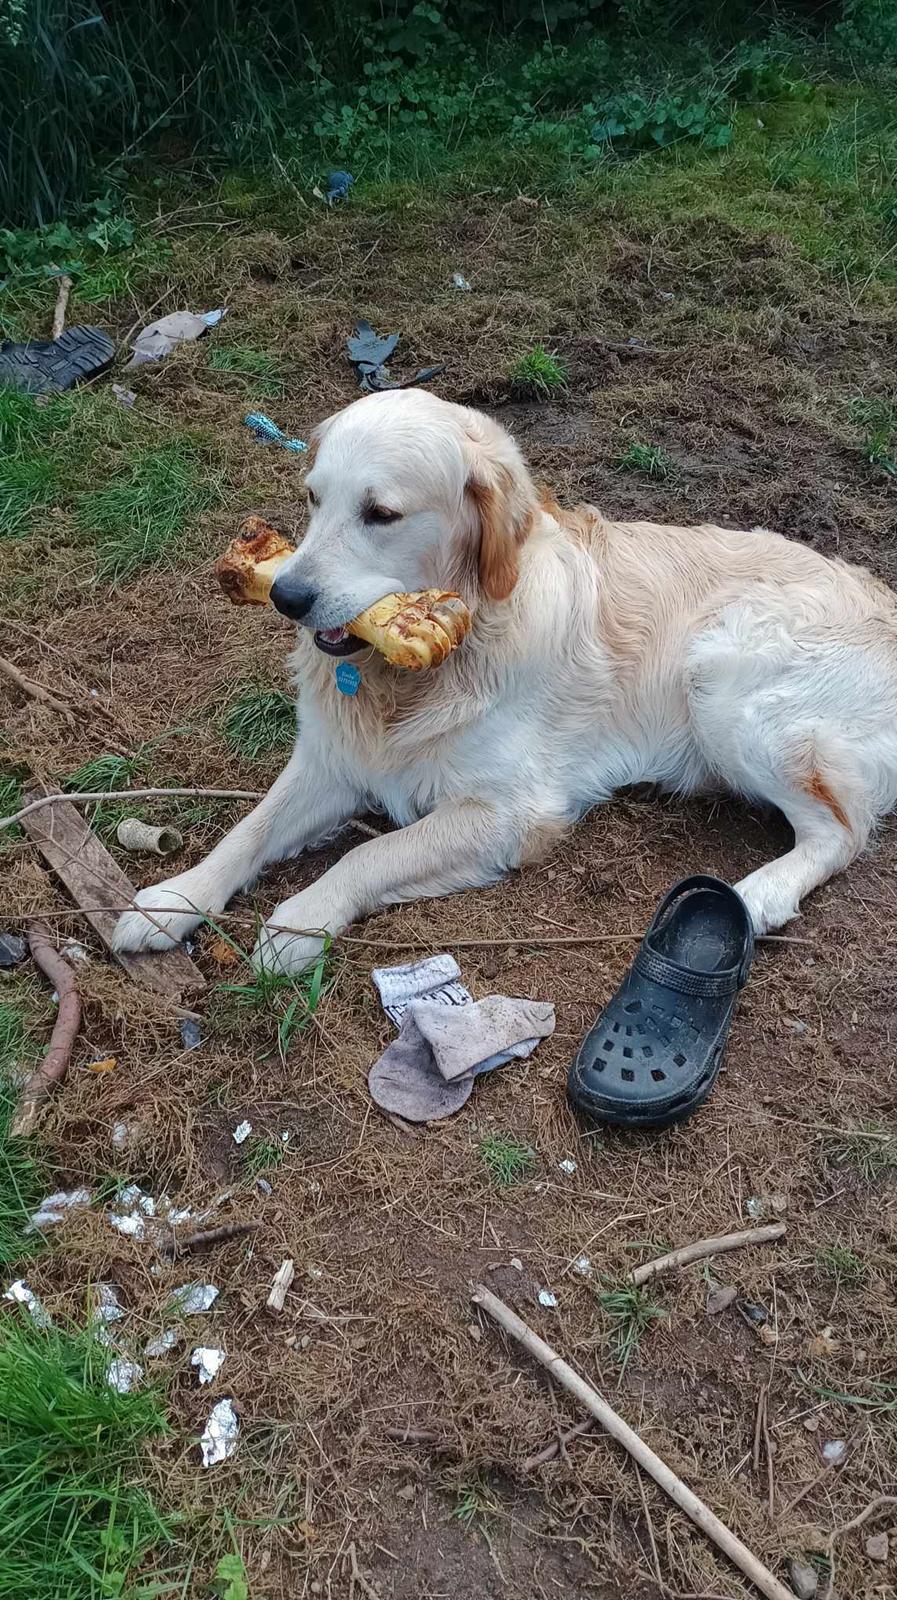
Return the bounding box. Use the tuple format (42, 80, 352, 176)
(478, 1135, 536, 1187)
(222, 687, 295, 760)
(0, 995, 46, 1269)
(850, 396, 897, 474)
(815, 1243, 868, 1287)
(63, 753, 139, 794)
(241, 1136, 286, 1180)
(617, 442, 676, 480)
(451, 1478, 496, 1532)
(0, 1314, 171, 1599)
(218, 945, 328, 1059)
(0, 389, 66, 539)
(598, 1283, 666, 1376)
(825, 1120, 897, 1181)
(208, 346, 285, 396)
(0, 772, 24, 849)
(508, 345, 568, 397)
(75, 439, 220, 583)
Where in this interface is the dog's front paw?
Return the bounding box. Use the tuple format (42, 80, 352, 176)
(252, 888, 344, 976)
(112, 879, 208, 954)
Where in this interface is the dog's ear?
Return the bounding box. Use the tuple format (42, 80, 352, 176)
(463, 415, 537, 601)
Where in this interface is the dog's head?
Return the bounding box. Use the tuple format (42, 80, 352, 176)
(269, 389, 537, 653)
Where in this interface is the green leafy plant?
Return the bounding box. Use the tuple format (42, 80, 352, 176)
(590, 88, 733, 150)
(598, 1282, 666, 1375)
(478, 1134, 536, 1186)
(222, 687, 295, 759)
(617, 441, 676, 479)
(215, 1551, 249, 1600)
(508, 345, 567, 397)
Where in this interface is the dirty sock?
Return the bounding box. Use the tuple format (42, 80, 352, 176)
(371, 953, 470, 1027)
(368, 987, 556, 1122)
(411, 994, 555, 1081)
(368, 1013, 477, 1122)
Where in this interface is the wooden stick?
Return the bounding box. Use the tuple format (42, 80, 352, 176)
(266, 1257, 295, 1312)
(1, 785, 262, 831)
(0, 656, 75, 720)
(51, 274, 72, 340)
(472, 1283, 798, 1600)
(628, 1224, 786, 1287)
(821, 1495, 897, 1600)
(20, 787, 205, 998)
(12, 921, 81, 1135)
(161, 1220, 260, 1258)
(523, 1415, 595, 1470)
(384, 1425, 444, 1445)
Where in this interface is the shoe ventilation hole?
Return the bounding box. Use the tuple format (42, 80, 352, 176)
(651, 1068, 667, 1082)
(603, 1039, 614, 1053)
(641, 1045, 653, 1058)
(595, 1058, 606, 1071)
(624, 1000, 642, 1014)
(625, 1025, 632, 1037)
(612, 1021, 620, 1033)
(622, 1046, 633, 1059)
(673, 1051, 686, 1067)
(621, 1068, 634, 1082)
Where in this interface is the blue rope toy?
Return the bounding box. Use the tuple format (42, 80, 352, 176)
(244, 413, 307, 454)
(326, 171, 354, 205)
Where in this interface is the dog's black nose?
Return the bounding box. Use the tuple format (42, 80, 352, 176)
(270, 577, 316, 620)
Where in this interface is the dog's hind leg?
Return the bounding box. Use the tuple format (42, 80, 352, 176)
(732, 762, 867, 934)
(113, 747, 361, 954)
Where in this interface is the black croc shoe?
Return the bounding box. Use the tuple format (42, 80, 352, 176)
(0, 326, 115, 395)
(568, 875, 754, 1130)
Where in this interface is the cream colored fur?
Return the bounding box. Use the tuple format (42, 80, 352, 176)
(113, 389, 897, 972)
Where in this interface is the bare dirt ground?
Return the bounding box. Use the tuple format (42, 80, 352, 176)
(3, 191, 897, 1598)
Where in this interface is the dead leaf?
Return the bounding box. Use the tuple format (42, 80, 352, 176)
(88, 1056, 117, 1074)
(208, 936, 239, 968)
(808, 1325, 839, 1359)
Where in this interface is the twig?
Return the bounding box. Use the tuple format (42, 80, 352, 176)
(266, 1257, 295, 1313)
(334, 931, 812, 950)
(51, 274, 72, 340)
(523, 1416, 595, 1470)
(161, 1220, 260, 1258)
(345, 1543, 379, 1600)
(628, 1225, 787, 1287)
(0, 656, 75, 720)
(472, 1283, 799, 1600)
(821, 1495, 897, 1600)
(0, 786, 263, 831)
(385, 1425, 444, 1445)
(12, 922, 81, 1135)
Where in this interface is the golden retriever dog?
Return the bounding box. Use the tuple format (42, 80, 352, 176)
(114, 388, 897, 973)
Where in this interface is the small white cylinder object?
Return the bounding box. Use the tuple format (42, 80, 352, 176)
(116, 817, 183, 856)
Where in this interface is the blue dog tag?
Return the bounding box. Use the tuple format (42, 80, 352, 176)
(335, 662, 361, 696)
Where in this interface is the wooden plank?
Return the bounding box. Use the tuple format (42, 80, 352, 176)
(22, 786, 205, 998)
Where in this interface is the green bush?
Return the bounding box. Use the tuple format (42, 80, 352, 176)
(0, 1, 889, 224)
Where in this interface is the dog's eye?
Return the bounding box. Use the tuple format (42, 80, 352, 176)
(365, 505, 402, 526)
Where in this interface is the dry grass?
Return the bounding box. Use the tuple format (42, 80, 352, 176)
(1, 187, 896, 1598)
